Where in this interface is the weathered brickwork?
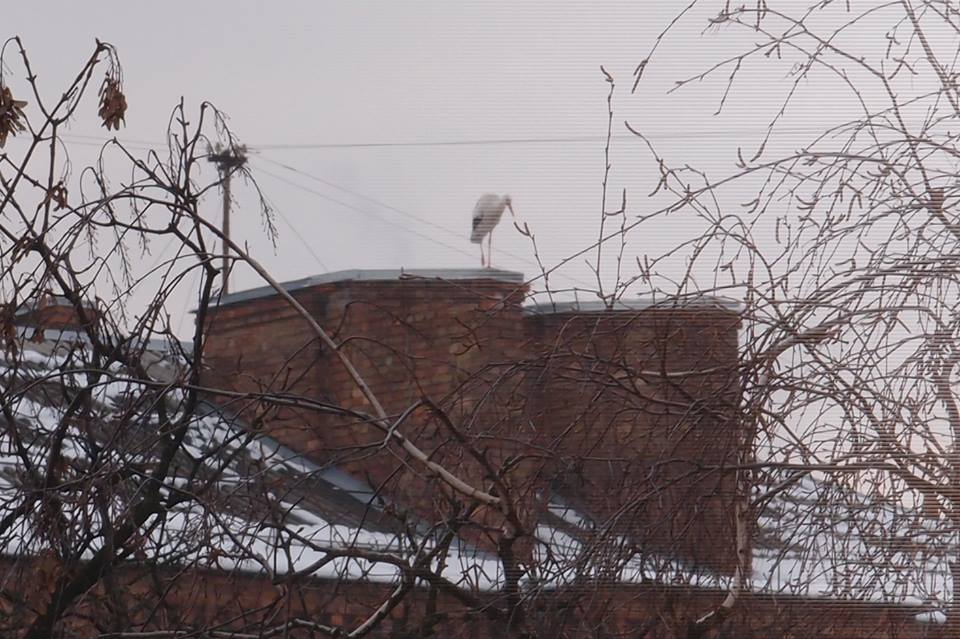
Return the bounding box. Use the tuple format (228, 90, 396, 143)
(190, 271, 938, 637)
(4, 276, 942, 637)
(2, 556, 941, 638)
(203, 275, 534, 544)
(202, 275, 742, 567)
(523, 306, 742, 574)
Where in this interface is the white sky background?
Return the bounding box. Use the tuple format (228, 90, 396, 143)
(3, 2, 888, 336)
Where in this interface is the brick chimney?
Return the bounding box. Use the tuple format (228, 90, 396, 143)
(14, 295, 100, 332)
(523, 298, 742, 574)
(201, 268, 530, 521)
(201, 271, 743, 571)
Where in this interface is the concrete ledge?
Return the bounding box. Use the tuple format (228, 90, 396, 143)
(524, 296, 742, 316)
(216, 268, 526, 307)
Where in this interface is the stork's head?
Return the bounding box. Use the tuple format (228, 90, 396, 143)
(504, 195, 515, 217)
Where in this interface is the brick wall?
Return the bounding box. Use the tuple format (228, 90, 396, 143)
(201, 272, 742, 569)
(4, 554, 941, 638)
(313, 276, 532, 533)
(201, 286, 333, 457)
(13, 295, 100, 332)
(202, 273, 534, 538)
(523, 304, 742, 574)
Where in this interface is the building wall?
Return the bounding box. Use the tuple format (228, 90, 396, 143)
(201, 286, 332, 457)
(4, 555, 941, 639)
(523, 306, 742, 573)
(201, 275, 742, 570)
(4, 276, 943, 638)
(312, 278, 532, 533)
(202, 276, 533, 544)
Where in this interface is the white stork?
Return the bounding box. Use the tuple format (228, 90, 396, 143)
(470, 193, 514, 268)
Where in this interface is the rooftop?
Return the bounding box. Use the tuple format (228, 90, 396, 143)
(215, 268, 526, 307)
(214, 268, 743, 317)
(524, 296, 742, 315)
(0, 326, 947, 616)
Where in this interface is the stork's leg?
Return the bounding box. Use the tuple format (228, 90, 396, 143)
(487, 232, 493, 269)
(480, 241, 486, 268)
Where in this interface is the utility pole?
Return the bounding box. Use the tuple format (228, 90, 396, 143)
(208, 145, 247, 295)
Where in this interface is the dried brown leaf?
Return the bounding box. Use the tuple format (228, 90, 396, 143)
(98, 76, 127, 130)
(0, 85, 27, 148)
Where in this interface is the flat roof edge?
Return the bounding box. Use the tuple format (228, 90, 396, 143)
(524, 297, 743, 316)
(214, 268, 526, 308)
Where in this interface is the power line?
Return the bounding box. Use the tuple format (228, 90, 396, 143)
(251, 164, 486, 263)
(51, 136, 160, 153)
(56, 125, 832, 154)
(251, 156, 513, 258)
(248, 127, 828, 150)
(53, 133, 645, 289)
(61, 133, 167, 148)
(249, 156, 597, 289)
(268, 199, 331, 272)
(52, 133, 571, 275)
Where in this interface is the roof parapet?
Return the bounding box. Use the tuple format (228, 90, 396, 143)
(523, 295, 743, 316)
(214, 268, 526, 308)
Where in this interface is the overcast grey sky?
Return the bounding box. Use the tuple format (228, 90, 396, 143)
(5, 2, 861, 334)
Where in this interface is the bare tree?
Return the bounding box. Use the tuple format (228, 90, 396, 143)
(622, 0, 960, 634)
(0, 37, 753, 639)
(8, 7, 952, 635)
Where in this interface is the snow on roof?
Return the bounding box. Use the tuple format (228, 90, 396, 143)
(751, 471, 952, 612)
(214, 268, 526, 308)
(0, 332, 505, 591)
(532, 498, 729, 591)
(523, 295, 742, 316)
(532, 475, 952, 616)
(0, 330, 950, 612)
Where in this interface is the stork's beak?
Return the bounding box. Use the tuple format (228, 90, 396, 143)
(507, 202, 515, 218)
